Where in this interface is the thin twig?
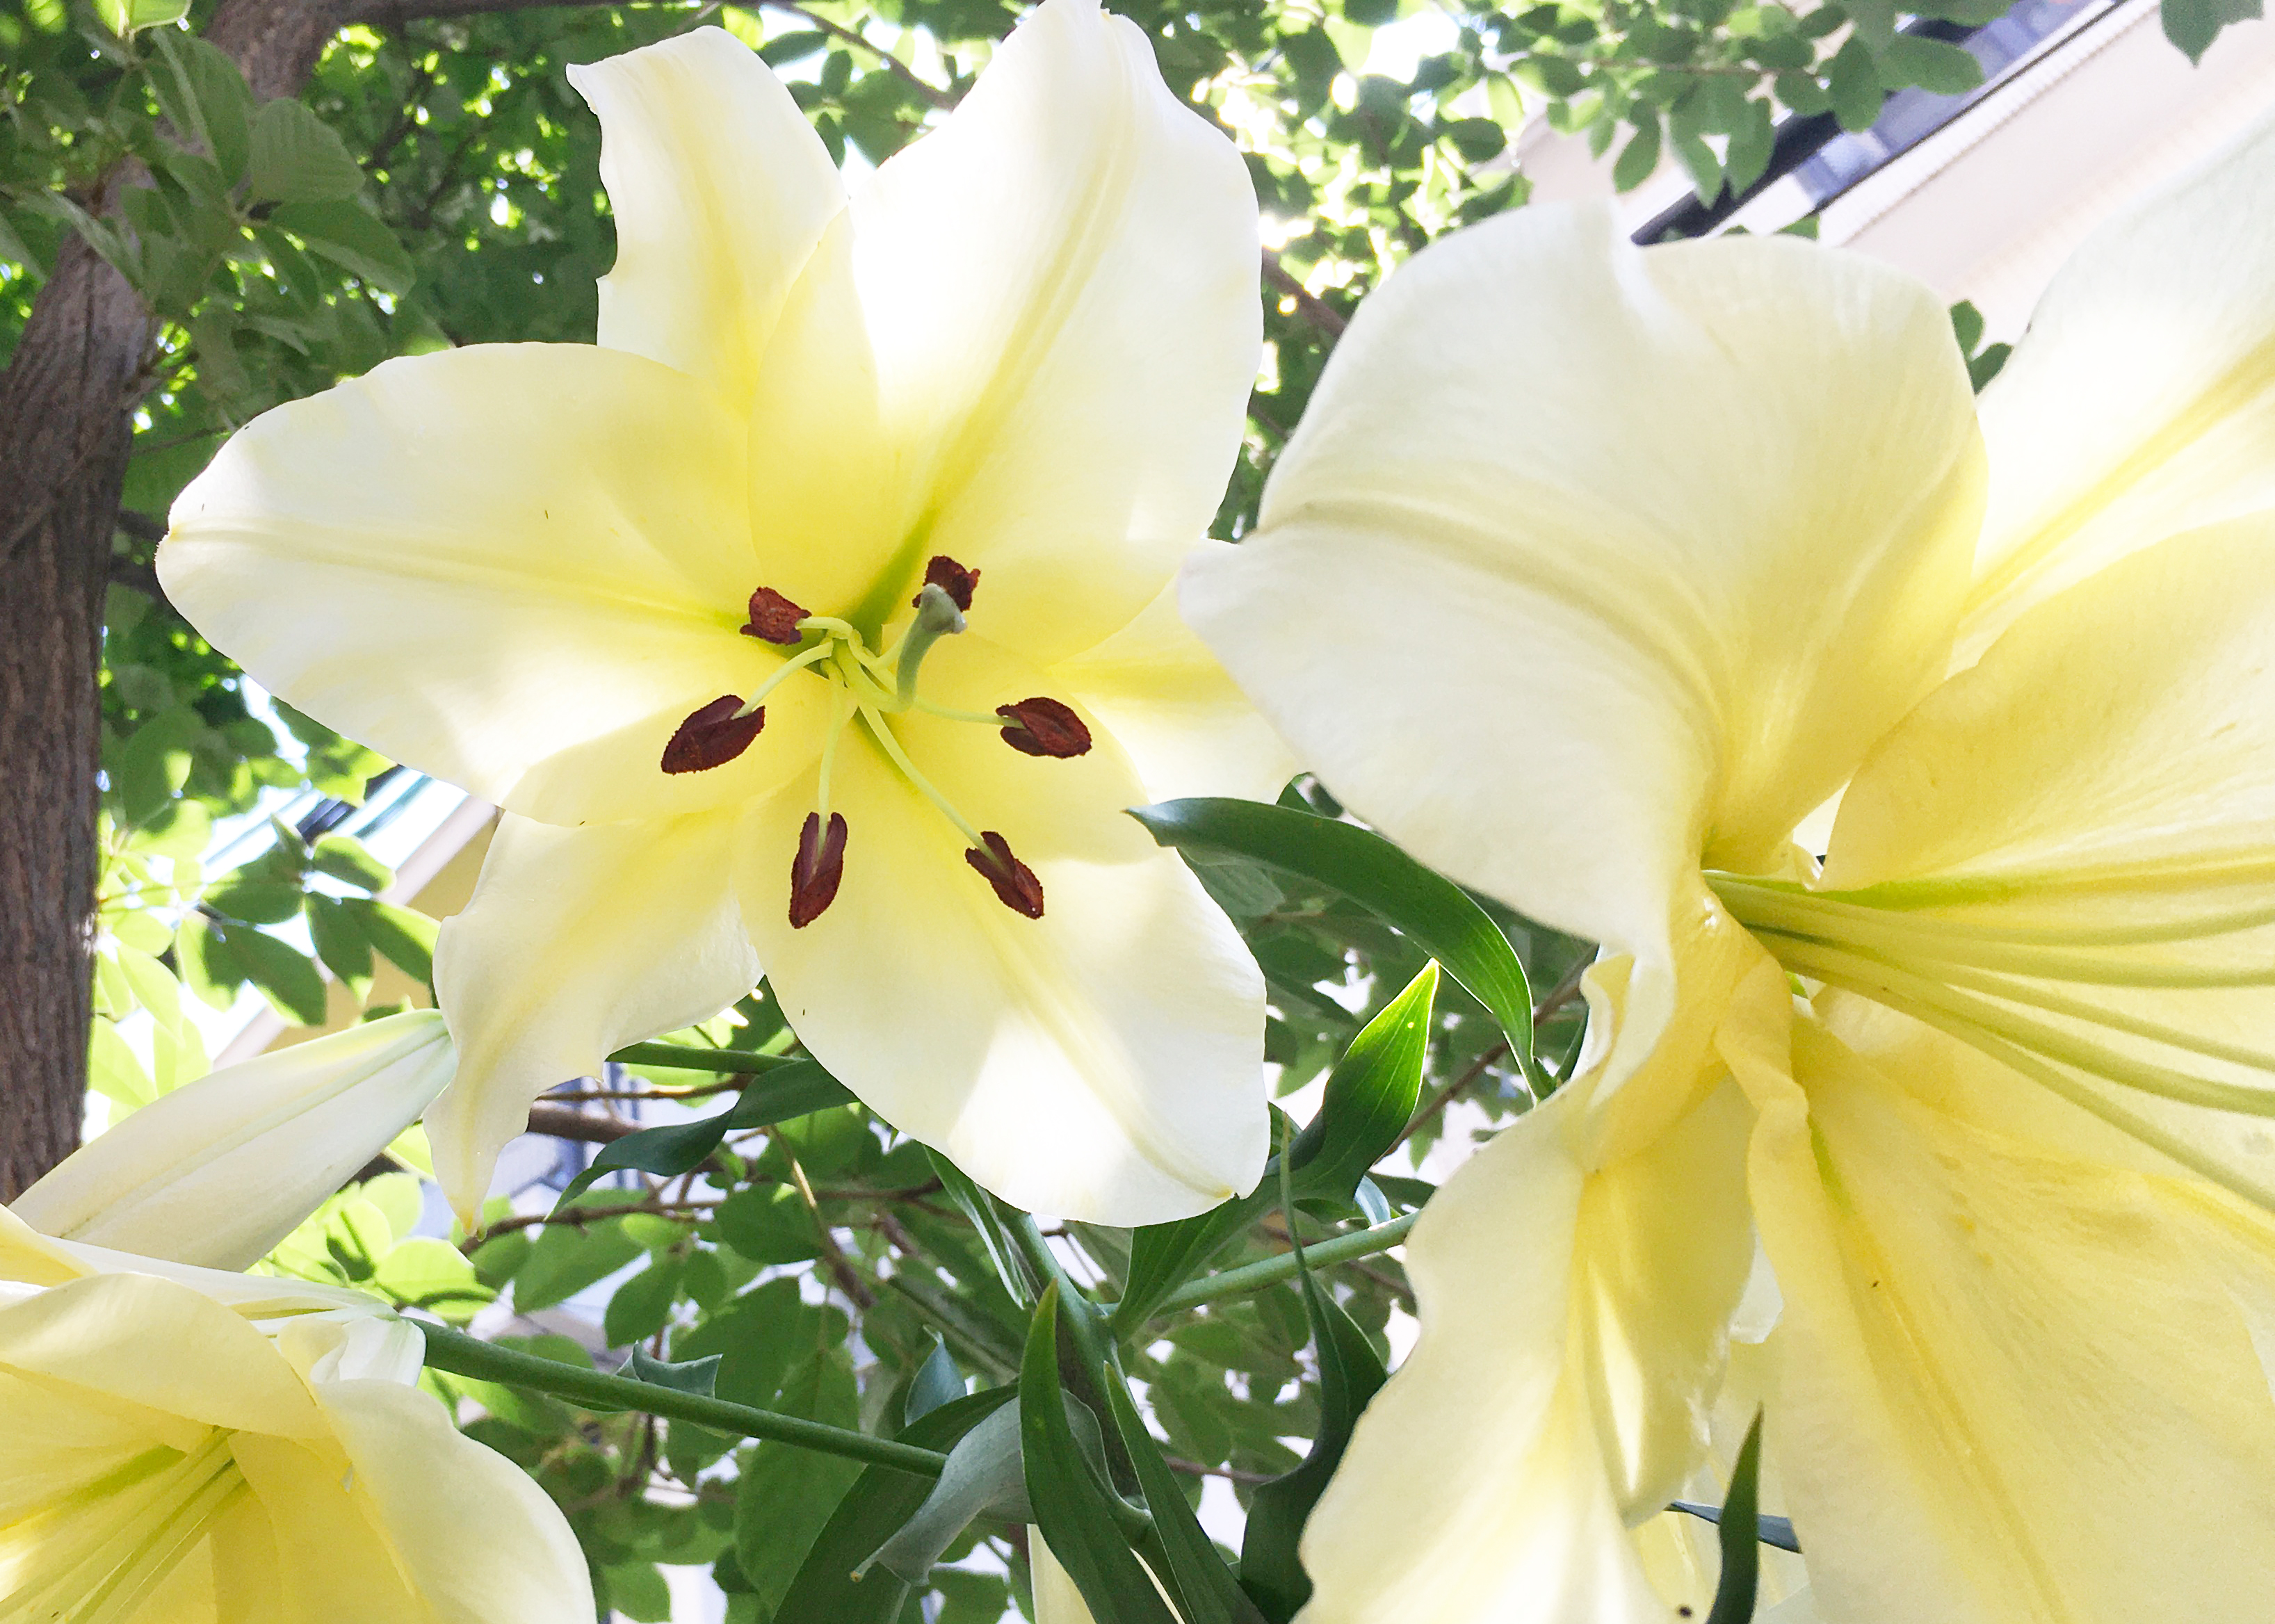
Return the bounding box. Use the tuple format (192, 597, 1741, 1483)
(762, 1, 953, 109)
(1263, 249, 1347, 337)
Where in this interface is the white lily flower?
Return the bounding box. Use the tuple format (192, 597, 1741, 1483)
(0, 1270, 590, 1621)
(12, 1011, 453, 1272)
(158, 0, 1281, 1226)
(1185, 117, 2275, 1623)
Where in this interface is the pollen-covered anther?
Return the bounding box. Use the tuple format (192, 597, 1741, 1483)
(996, 697, 1092, 758)
(789, 811, 848, 928)
(741, 586, 811, 645)
(965, 831, 1044, 918)
(663, 695, 765, 774)
(916, 553, 980, 612)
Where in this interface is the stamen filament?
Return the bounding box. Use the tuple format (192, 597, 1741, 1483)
(1713, 875, 2275, 986)
(814, 688, 854, 825)
(733, 641, 835, 719)
(829, 646, 900, 713)
(1795, 964, 2275, 1215)
(911, 697, 1012, 726)
(1767, 935, 2275, 1119)
(1716, 854, 2275, 911)
(857, 705, 987, 850)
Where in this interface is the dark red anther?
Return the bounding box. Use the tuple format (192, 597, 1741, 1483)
(996, 697, 1092, 759)
(663, 696, 764, 774)
(741, 586, 810, 645)
(916, 554, 980, 612)
(789, 811, 849, 928)
(964, 831, 1044, 918)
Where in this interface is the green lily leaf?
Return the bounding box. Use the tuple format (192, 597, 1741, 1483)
(772, 1387, 1017, 1624)
(1131, 798, 1534, 1067)
(1022, 1285, 1176, 1624)
(1705, 1411, 1767, 1624)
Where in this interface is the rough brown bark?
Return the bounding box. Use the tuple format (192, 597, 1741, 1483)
(0, 0, 348, 1196)
(0, 227, 146, 1198)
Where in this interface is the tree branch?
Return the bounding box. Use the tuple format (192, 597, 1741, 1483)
(1263, 250, 1347, 338)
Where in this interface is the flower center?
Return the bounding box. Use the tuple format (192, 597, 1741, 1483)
(1709, 864, 2275, 1205)
(661, 555, 1090, 927)
(2, 1431, 248, 1624)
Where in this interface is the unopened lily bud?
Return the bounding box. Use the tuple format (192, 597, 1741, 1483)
(13, 1009, 455, 1271)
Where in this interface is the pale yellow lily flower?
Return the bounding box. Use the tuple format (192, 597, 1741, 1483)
(157, 0, 1285, 1226)
(12, 1012, 453, 1272)
(0, 1269, 590, 1621)
(1185, 117, 2275, 1623)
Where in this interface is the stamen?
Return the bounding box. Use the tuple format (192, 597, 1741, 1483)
(997, 697, 1092, 758)
(741, 587, 811, 645)
(663, 696, 766, 774)
(966, 831, 1045, 918)
(789, 811, 848, 928)
(916, 554, 980, 612)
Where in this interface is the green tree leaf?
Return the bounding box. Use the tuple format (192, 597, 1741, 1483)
(552, 1060, 852, 1208)
(310, 832, 393, 892)
(2163, 0, 2262, 60)
(248, 99, 366, 203)
(95, 0, 187, 35)
(267, 200, 414, 293)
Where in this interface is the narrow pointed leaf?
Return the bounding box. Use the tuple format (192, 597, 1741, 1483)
(1102, 1374, 1269, 1623)
(1132, 799, 1533, 1065)
(1238, 1265, 1389, 1619)
(1705, 1411, 1767, 1624)
(907, 1338, 966, 1425)
(1022, 1285, 1176, 1624)
(773, 1387, 1017, 1624)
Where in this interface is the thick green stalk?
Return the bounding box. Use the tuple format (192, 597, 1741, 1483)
(1137, 1213, 1418, 1321)
(414, 1323, 946, 1476)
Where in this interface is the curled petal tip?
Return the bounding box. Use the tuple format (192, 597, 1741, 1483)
(663, 695, 764, 774)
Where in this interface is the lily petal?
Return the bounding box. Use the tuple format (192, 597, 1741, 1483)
(1297, 1066, 1755, 1623)
(161, 343, 827, 825)
(0, 1272, 322, 1440)
(736, 640, 1268, 1223)
(749, 0, 1261, 660)
(12, 1012, 452, 1271)
(1185, 205, 1981, 1095)
(298, 1377, 594, 1622)
(0, 1205, 382, 1319)
(570, 26, 844, 406)
(1745, 1019, 2275, 1624)
(1963, 111, 2275, 658)
(429, 811, 759, 1221)
(1820, 519, 2275, 1206)
(1060, 555, 1297, 805)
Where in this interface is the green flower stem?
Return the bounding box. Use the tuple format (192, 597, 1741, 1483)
(1135, 1212, 1419, 1322)
(1003, 1209, 1117, 1377)
(604, 1042, 798, 1074)
(414, 1323, 947, 1477)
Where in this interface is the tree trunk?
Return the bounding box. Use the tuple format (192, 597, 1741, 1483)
(0, 232, 147, 1198)
(0, 0, 353, 1197)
